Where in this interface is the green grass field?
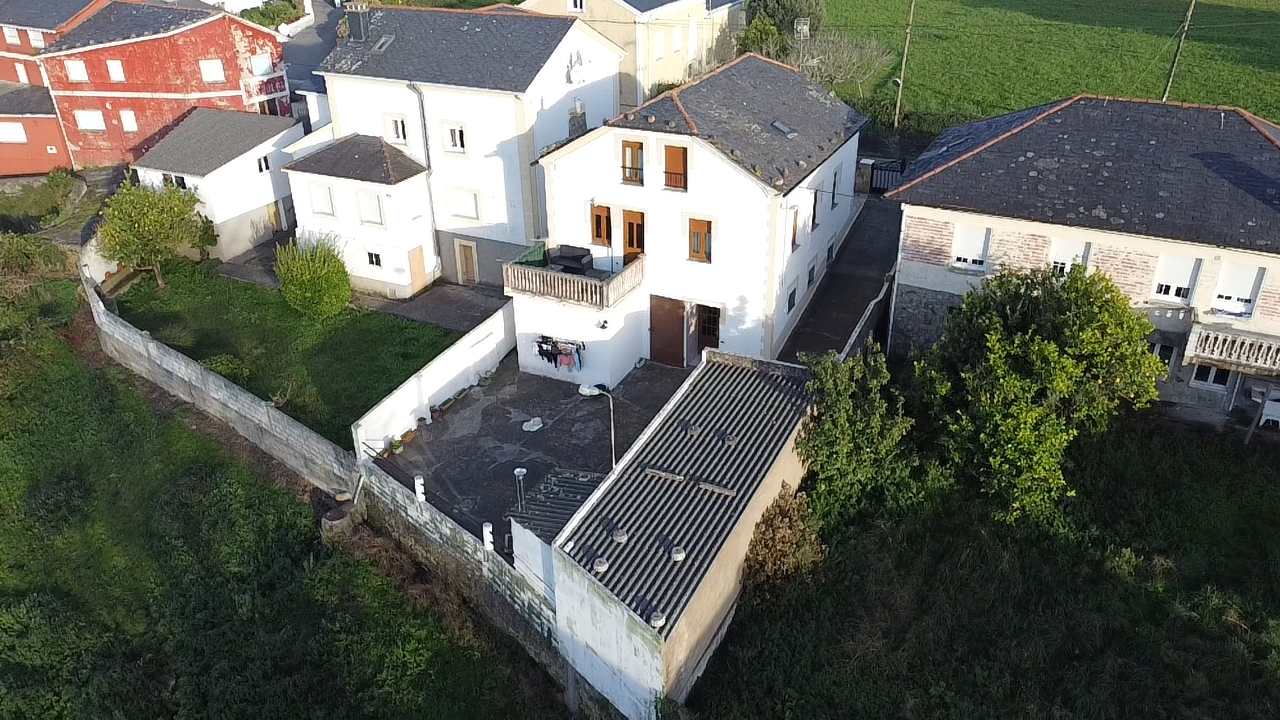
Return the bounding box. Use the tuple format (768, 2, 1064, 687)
(115, 261, 458, 449)
(828, 0, 1280, 132)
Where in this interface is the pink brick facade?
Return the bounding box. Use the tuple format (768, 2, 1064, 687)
(1089, 245, 1158, 301)
(901, 215, 952, 266)
(1255, 282, 1280, 324)
(989, 229, 1051, 271)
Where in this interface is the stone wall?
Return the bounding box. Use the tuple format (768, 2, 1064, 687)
(889, 283, 963, 363)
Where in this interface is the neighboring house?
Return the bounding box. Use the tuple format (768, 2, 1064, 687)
(506, 349, 809, 720)
(133, 108, 303, 260)
(506, 54, 866, 387)
(284, 133, 435, 298)
(309, 4, 622, 290)
(886, 95, 1280, 419)
(40, 1, 290, 168)
(0, 0, 111, 86)
(0, 81, 69, 175)
(521, 0, 742, 111)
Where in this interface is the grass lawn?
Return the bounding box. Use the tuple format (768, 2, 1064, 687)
(827, 0, 1280, 133)
(0, 171, 76, 235)
(691, 415, 1280, 717)
(0, 282, 557, 718)
(116, 260, 459, 449)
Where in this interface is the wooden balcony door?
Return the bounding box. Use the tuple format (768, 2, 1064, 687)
(650, 295, 685, 367)
(623, 210, 645, 263)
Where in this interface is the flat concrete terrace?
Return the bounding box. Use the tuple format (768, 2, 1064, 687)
(374, 355, 690, 548)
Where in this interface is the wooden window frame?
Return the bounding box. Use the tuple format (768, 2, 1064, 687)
(622, 141, 643, 185)
(591, 204, 612, 246)
(664, 145, 687, 190)
(688, 218, 711, 262)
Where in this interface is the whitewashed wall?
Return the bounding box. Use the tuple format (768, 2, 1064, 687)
(512, 287, 648, 389)
(511, 518, 556, 602)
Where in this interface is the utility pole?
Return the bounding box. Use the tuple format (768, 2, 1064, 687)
(893, 0, 917, 130)
(1163, 0, 1198, 102)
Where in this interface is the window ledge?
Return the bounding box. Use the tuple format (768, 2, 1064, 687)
(687, 257, 711, 264)
(949, 265, 987, 276)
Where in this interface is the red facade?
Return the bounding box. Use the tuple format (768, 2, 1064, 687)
(44, 14, 289, 168)
(0, 0, 113, 86)
(0, 114, 69, 176)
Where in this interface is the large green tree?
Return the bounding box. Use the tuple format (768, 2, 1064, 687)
(914, 266, 1164, 524)
(98, 181, 211, 288)
(746, 0, 825, 41)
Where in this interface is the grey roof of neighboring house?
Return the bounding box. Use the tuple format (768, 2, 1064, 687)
(508, 471, 605, 545)
(318, 7, 576, 93)
(44, 1, 214, 53)
(608, 54, 867, 194)
(888, 96, 1280, 254)
(0, 81, 56, 116)
(0, 0, 95, 31)
(558, 351, 810, 638)
(133, 108, 298, 177)
(283, 133, 427, 185)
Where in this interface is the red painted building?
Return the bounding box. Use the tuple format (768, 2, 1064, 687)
(0, 82, 70, 176)
(0, 0, 112, 86)
(40, 2, 290, 169)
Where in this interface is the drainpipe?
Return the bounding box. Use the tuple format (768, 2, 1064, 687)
(409, 83, 443, 279)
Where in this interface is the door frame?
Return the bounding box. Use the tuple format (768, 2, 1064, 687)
(649, 294, 687, 368)
(455, 239, 479, 284)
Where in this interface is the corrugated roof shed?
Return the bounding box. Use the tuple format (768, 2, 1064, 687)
(133, 108, 297, 176)
(0, 82, 56, 116)
(0, 0, 95, 31)
(508, 470, 605, 545)
(283, 133, 427, 185)
(558, 351, 809, 638)
(44, 1, 213, 52)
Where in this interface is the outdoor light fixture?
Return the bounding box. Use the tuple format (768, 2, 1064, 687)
(578, 384, 616, 468)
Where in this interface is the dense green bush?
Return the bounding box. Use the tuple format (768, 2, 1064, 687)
(241, 0, 303, 27)
(741, 486, 824, 602)
(200, 354, 251, 384)
(274, 240, 351, 320)
(98, 180, 208, 288)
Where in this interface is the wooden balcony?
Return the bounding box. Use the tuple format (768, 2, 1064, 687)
(503, 248, 645, 310)
(1185, 324, 1280, 376)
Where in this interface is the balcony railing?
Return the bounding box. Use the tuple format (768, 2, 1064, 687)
(664, 171, 687, 190)
(504, 248, 645, 310)
(242, 70, 288, 103)
(621, 165, 643, 185)
(1185, 324, 1280, 376)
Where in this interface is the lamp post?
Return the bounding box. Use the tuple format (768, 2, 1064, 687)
(578, 383, 616, 468)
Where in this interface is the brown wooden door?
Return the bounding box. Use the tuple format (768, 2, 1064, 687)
(457, 241, 479, 284)
(408, 245, 428, 291)
(650, 295, 685, 367)
(623, 210, 645, 262)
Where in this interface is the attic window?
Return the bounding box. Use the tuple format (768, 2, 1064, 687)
(371, 35, 395, 53)
(771, 121, 798, 139)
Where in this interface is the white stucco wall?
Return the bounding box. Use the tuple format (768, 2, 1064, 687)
(512, 287, 648, 389)
(511, 518, 557, 602)
(302, 90, 330, 130)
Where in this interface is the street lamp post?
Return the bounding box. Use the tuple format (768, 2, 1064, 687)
(578, 383, 616, 468)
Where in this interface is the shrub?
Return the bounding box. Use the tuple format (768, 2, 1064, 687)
(98, 180, 206, 288)
(741, 486, 824, 601)
(737, 16, 788, 59)
(241, 0, 303, 28)
(200, 354, 251, 385)
(274, 240, 351, 320)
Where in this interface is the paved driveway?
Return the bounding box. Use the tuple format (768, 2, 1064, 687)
(284, 0, 342, 93)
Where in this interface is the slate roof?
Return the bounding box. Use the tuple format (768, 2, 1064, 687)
(133, 109, 298, 177)
(0, 0, 95, 31)
(44, 1, 214, 53)
(888, 96, 1280, 254)
(318, 7, 576, 93)
(608, 54, 867, 194)
(0, 82, 56, 116)
(283, 134, 427, 185)
(508, 471, 604, 545)
(558, 351, 809, 638)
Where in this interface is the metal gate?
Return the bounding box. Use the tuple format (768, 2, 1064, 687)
(870, 160, 904, 194)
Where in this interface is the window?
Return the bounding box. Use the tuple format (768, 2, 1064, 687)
(386, 114, 408, 145)
(73, 109, 105, 132)
(826, 243, 834, 265)
(119, 110, 137, 133)
(26, 30, 43, 49)
(309, 183, 334, 216)
(444, 123, 465, 153)
(590, 204, 611, 246)
(569, 0, 585, 11)
(65, 59, 88, 83)
(357, 191, 384, 226)
(673, 26, 683, 53)
(787, 283, 797, 312)
(622, 141, 643, 184)
(791, 208, 799, 250)
(654, 31, 664, 60)
(367, 252, 382, 267)
(0, 122, 26, 143)
(1152, 253, 1198, 304)
(199, 59, 225, 83)
(1191, 364, 1231, 391)
(1147, 342, 1175, 367)
(106, 59, 125, 82)
(811, 184, 821, 230)
(256, 155, 270, 173)
(831, 166, 841, 208)
(14, 63, 27, 84)
(1212, 262, 1264, 317)
(1049, 238, 1089, 275)
(807, 264, 816, 287)
(162, 174, 187, 190)
(2, 26, 18, 45)
(952, 226, 989, 269)
(449, 189, 479, 220)
(688, 219, 711, 262)
(664, 145, 687, 190)
(250, 52, 272, 77)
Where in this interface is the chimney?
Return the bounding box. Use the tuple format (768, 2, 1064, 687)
(348, 2, 370, 43)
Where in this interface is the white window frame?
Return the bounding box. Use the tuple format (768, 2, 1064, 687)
(1049, 238, 1090, 276)
(1152, 253, 1199, 305)
(952, 226, 990, 270)
(568, 0, 585, 11)
(1189, 364, 1231, 391)
(1211, 263, 1264, 318)
(250, 52, 272, 77)
(448, 189, 480, 220)
(26, 30, 43, 49)
(256, 155, 270, 173)
(2, 26, 19, 45)
(105, 59, 126, 82)
(385, 114, 408, 146)
(14, 62, 28, 84)
(443, 122, 466, 153)
(119, 110, 137, 133)
(199, 59, 225, 84)
(64, 59, 88, 83)
(357, 191, 384, 226)
(73, 109, 106, 132)
(0, 121, 27, 144)
(309, 183, 334, 216)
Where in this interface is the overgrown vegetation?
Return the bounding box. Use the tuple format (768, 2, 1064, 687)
(241, 0, 304, 28)
(116, 260, 456, 447)
(0, 170, 75, 234)
(275, 239, 352, 321)
(98, 181, 214, 288)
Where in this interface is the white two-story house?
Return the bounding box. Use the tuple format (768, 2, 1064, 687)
(287, 4, 623, 298)
(886, 95, 1280, 422)
(504, 53, 867, 388)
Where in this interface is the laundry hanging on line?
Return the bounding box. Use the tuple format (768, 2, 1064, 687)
(535, 336, 583, 371)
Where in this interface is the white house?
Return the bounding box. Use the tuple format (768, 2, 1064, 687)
(303, 4, 623, 292)
(504, 54, 867, 388)
(886, 95, 1280, 423)
(133, 108, 303, 260)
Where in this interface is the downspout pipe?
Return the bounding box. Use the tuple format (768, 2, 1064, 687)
(409, 83, 443, 277)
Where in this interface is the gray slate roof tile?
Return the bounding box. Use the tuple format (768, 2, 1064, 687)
(133, 108, 298, 177)
(889, 96, 1280, 254)
(44, 1, 213, 53)
(0, 0, 95, 31)
(318, 7, 575, 93)
(609, 54, 867, 194)
(559, 351, 809, 638)
(283, 134, 426, 185)
(0, 81, 56, 116)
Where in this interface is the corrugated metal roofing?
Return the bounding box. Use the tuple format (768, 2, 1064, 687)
(558, 351, 809, 638)
(508, 470, 604, 544)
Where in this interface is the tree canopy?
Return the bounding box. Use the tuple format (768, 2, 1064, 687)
(98, 181, 211, 288)
(746, 0, 825, 41)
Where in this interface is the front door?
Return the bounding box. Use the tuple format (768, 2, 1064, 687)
(457, 240, 479, 284)
(623, 210, 645, 263)
(696, 304, 720, 354)
(408, 245, 428, 291)
(650, 295, 685, 367)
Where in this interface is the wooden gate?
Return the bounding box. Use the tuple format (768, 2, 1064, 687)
(650, 295, 685, 367)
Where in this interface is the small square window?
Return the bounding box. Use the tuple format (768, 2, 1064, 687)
(73, 109, 105, 132)
(250, 52, 272, 77)
(199, 59, 225, 84)
(119, 110, 137, 133)
(386, 115, 408, 145)
(106, 59, 125, 82)
(310, 183, 334, 216)
(444, 123, 465, 153)
(162, 173, 187, 190)
(367, 252, 382, 267)
(357, 191, 384, 226)
(807, 264, 816, 287)
(26, 30, 43, 49)
(257, 155, 270, 173)
(0, 121, 27, 143)
(569, 0, 585, 11)
(65, 59, 88, 83)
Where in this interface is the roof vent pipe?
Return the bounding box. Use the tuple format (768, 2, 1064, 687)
(671, 546, 687, 563)
(649, 611, 666, 629)
(612, 528, 629, 544)
(771, 120, 798, 139)
(593, 557, 610, 574)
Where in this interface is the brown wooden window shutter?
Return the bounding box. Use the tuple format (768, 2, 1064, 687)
(664, 145, 687, 190)
(591, 204, 611, 246)
(689, 219, 712, 262)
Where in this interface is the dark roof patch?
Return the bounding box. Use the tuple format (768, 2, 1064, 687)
(133, 109, 298, 177)
(45, 1, 214, 53)
(0, 0, 95, 31)
(284, 134, 427, 185)
(608, 54, 867, 194)
(889, 96, 1280, 254)
(0, 81, 56, 116)
(318, 7, 576, 93)
(508, 471, 604, 545)
(559, 351, 809, 638)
